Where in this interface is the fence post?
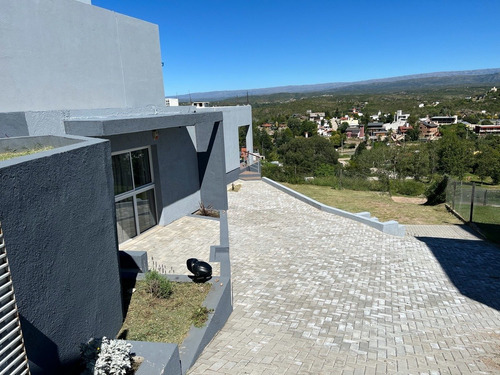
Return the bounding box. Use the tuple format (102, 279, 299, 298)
(483, 190, 488, 206)
(470, 183, 475, 223)
(452, 181, 457, 209)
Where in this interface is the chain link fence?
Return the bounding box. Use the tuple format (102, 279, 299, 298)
(446, 179, 500, 242)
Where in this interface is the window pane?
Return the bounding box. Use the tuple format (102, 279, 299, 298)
(115, 197, 137, 243)
(132, 149, 152, 188)
(112, 153, 133, 195)
(137, 189, 157, 233)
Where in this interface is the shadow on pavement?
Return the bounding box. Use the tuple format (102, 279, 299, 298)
(416, 236, 500, 311)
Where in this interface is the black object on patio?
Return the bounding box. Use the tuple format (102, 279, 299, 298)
(186, 258, 212, 282)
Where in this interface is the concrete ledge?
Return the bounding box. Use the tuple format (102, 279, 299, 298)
(263, 177, 405, 237)
(127, 341, 181, 375)
(119, 250, 148, 279)
(178, 276, 232, 374)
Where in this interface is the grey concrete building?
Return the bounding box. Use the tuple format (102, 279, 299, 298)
(0, 0, 252, 372)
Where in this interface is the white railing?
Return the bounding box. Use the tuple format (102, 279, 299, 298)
(0, 223, 30, 375)
(244, 151, 262, 175)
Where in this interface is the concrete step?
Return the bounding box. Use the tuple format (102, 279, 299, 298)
(239, 171, 261, 181)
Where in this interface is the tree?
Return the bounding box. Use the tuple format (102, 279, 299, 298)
(360, 113, 371, 126)
(329, 132, 343, 147)
(255, 129, 274, 158)
(300, 120, 318, 138)
(287, 118, 302, 137)
(437, 134, 472, 180)
(475, 135, 500, 183)
(278, 137, 338, 176)
(406, 127, 420, 141)
(406, 114, 418, 126)
(274, 128, 293, 148)
(339, 122, 349, 133)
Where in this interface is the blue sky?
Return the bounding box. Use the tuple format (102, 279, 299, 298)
(92, 0, 500, 96)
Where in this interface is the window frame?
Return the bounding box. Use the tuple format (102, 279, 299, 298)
(112, 146, 157, 242)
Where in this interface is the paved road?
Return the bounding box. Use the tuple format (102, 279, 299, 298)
(189, 180, 500, 374)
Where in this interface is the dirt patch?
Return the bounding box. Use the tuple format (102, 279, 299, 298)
(481, 333, 500, 372)
(391, 196, 427, 204)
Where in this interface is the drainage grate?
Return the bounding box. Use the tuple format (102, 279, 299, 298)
(0, 222, 30, 375)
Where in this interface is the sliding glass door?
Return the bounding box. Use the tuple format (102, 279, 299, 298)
(112, 147, 157, 243)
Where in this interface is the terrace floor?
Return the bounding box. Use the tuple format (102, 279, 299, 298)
(187, 180, 500, 374)
(119, 215, 221, 277)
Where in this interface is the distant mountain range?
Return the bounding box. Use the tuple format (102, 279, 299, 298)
(168, 68, 500, 102)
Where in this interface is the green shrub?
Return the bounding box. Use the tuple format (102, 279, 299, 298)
(389, 179, 426, 196)
(145, 270, 172, 299)
(425, 175, 449, 205)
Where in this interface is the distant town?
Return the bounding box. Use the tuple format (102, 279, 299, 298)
(256, 86, 500, 143)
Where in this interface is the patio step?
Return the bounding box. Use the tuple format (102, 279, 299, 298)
(239, 171, 261, 181)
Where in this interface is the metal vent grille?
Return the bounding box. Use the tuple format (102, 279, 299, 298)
(0, 223, 30, 375)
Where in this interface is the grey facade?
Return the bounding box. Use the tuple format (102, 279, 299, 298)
(0, 136, 123, 374)
(0, 0, 252, 372)
(0, 0, 164, 112)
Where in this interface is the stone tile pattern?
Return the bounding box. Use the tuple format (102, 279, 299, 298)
(119, 215, 220, 276)
(189, 180, 500, 374)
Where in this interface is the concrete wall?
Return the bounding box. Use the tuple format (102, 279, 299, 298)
(105, 126, 202, 226)
(0, 136, 123, 374)
(0, 0, 164, 112)
(196, 106, 252, 175)
(104, 115, 229, 227)
(195, 121, 228, 211)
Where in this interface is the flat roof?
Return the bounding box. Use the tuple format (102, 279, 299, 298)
(64, 112, 223, 137)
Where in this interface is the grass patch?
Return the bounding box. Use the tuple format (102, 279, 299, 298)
(118, 280, 211, 345)
(284, 183, 462, 225)
(0, 146, 53, 161)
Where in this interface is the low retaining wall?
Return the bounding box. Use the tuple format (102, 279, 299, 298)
(128, 341, 182, 375)
(263, 177, 405, 237)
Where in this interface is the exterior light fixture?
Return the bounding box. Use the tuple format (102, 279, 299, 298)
(186, 258, 212, 282)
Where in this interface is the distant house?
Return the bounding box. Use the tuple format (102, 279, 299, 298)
(430, 115, 458, 125)
(394, 110, 410, 123)
(192, 101, 210, 108)
(308, 111, 325, 125)
(398, 125, 413, 135)
(346, 125, 365, 139)
(366, 122, 387, 139)
(474, 124, 500, 135)
(419, 121, 439, 139)
(165, 98, 179, 106)
(259, 123, 274, 135)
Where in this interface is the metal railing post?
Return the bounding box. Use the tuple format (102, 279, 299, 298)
(470, 183, 475, 223)
(452, 181, 457, 210)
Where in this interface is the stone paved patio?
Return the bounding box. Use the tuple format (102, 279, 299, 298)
(119, 215, 221, 276)
(188, 180, 500, 374)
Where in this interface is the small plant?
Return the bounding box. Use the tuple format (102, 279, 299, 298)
(80, 337, 132, 375)
(197, 202, 220, 217)
(191, 306, 212, 328)
(145, 270, 173, 299)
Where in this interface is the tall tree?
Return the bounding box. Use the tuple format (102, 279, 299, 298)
(437, 134, 472, 180)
